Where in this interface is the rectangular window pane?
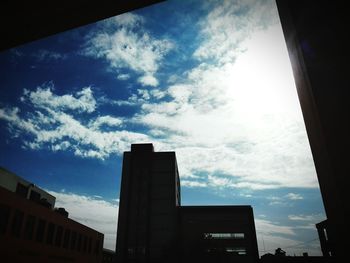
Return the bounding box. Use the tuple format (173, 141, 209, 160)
(226, 247, 247, 255)
(46, 222, 55, 245)
(55, 225, 63, 247)
(29, 190, 41, 202)
(36, 219, 46, 242)
(11, 210, 24, 237)
(0, 204, 11, 235)
(83, 236, 87, 252)
(95, 239, 100, 255)
(77, 234, 82, 251)
(15, 183, 28, 198)
(63, 228, 71, 248)
(70, 231, 77, 250)
(88, 237, 92, 253)
(23, 215, 36, 240)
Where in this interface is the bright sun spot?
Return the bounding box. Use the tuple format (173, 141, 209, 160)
(226, 24, 301, 119)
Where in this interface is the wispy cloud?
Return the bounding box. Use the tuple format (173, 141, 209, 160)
(181, 180, 207, 188)
(288, 214, 325, 222)
(88, 116, 124, 130)
(82, 12, 174, 87)
(117, 73, 130, 81)
(255, 219, 321, 256)
(33, 49, 67, 61)
(0, 83, 150, 159)
(21, 82, 96, 113)
(285, 193, 303, 200)
(267, 194, 303, 206)
(48, 190, 118, 250)
(193, 0, 278, 63)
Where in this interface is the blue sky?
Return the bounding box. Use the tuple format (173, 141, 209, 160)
(0, 0, 325, 256)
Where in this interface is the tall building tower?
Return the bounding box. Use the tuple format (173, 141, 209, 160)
(116, 144, 180, 263)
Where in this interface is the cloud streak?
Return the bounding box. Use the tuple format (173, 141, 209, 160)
(49, 190, 118, 251)
(0, 83, 150, 159)
(255, 218, 321, 256)
(83, 13, 174, 87)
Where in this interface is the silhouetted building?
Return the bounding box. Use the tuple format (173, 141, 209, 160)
(116, 144, 180, 263)
(276, 1, 348, 260)
(180, 206, 259, 263)
(316, 220, 334, 257)
(0, 167, 56, 208)
(0, 168, 104, 263)
(103, 248, 116, 263)
(116, 143, 259, 263)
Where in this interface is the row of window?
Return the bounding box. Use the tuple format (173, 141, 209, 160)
(206, 247, 247, 255)
(203, 232, 245, 239)
(0, 204, 101, 255)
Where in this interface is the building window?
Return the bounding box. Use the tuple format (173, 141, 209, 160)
(77, 233, 82, 251)
(83, 235, 88, 252)
(0, 204, 11, 235)
(323, 228, 328, 241)
(23, 215, 36, 240)
(94, 239, 100, 255)
(46, 222, 55, 245)
(55, 225, 63, 247)
(88, 237, 92, 253)
(36, 219, 46, 242)
(11, 209, 24, 237)
(15, 183, 28, 198)
(63, 228, 71, 248)
(70, 231, 77, 250)
(225, 247, 247, 255)
(29, 190, 41, 202)
(203, 233, 245, 239)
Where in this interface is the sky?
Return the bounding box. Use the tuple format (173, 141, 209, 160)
(0, 0, 326, 256)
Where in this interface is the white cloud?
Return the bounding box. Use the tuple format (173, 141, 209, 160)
(22, 83, 96, 113)
(83, 13, 174, 87)
(181, 180, 207, 188)
(111, 13, 144, 28)
(117, 73, 130, 80)
(256, 219, 296, 236)
(138, 74, 159, 87)
(49, 190, 118, 251)
(288, 214, 325, 222)
(33, 49, 67, 61)
(193, 0, 278, 63)
(285, 193, 303, 200)
(89, 116, 124, 130)
(137, 89, 151, 100)
(149, 89, 166, 100)
(0, 85, 150, 160)
(0, 107, 37, 135)
(255, 219, 321, 256)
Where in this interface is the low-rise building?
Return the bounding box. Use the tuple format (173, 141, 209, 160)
(0, 167, 104, 263)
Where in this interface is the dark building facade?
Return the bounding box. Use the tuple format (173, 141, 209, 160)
(0, 168, 104, 263)
(116, 143, 259, 263)
(315, 220, 334, 257)
(180, 206, 259, 263)
(276, 1, 349, 260)
(116, 144, 181, 263)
